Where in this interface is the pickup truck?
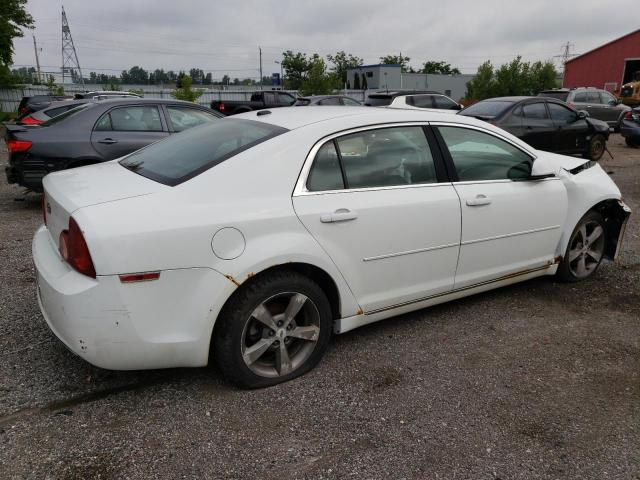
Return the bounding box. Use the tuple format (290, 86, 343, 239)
(211, 91, 297, 115)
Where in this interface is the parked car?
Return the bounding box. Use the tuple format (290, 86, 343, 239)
(34, 107, 630, 388)
(458, 96, 610, 160)
(74, 91, 142, 100)
(620, 107, 640, 147)
(294, 95, 362, 106)
(211, 90, 296, 115)
(365, 90, 463, 110)
(17, 99, 94, 125)
(5, 98, 222, 191)
(16, 94, 73, 117)
(537, 87, 630, 130)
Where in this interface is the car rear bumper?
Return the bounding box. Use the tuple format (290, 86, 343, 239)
(5, 165, 46, 190)
(33, 225, 231, 370)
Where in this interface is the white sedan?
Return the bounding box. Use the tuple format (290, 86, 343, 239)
(33, 107, 630, 388)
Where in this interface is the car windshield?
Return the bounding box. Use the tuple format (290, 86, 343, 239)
(459, 101, 514, 118)
(538, 91, 569, 101)
(40, 103, 93, 126)
(366, 95, 393, 106)
(119, 119, 288, 186)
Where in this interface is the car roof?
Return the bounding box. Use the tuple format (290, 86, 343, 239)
(88, 97, 208, 106)
(298, 95, 347, 100)
(370, 90, 441, 98)
(236, 105, 478, 130)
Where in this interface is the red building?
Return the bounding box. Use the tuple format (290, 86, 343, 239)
(563, 29, 640, 93)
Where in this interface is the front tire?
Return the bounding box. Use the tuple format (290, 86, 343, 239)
(585, 134, 606, 160)
(557, 210, 607, 282)
(213, 270, 332, 389)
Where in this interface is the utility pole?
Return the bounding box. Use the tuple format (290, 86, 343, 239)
(259, 46, 263, 90)
(32, 34, 42, 84)
(554, 41, 579, 74)
(61, 5, 84, 86)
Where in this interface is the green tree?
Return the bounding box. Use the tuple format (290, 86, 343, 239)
(464, 61, 495, 100)
(379, 54, 411, 72)
(422, 61, 461, 75)
(281, 50, 311, 90)
(170, 75, 203, 102)
(299, 57, 339, 96)
(327, 51, 363, 85)
(0, 0, 34, 87)
(46, 75, 64, 96)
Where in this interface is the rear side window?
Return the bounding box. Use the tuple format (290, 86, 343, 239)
(95, 106, 163, 131)
(438, 126, 532, 181)
(586, 92, 601, 103)
(460, 101, 513, 118)
(45, 105, 74, 118)
(120, 119, 287, 186)
(167, 107, 218, 132)
(342, 97, 361, 106)
(306, 126, 437, 191)
(41, 103, 92, 126)
(573, 92, 587, 102)
(522, 102, 548, 119)
(318, 97, 341, 106)
(538, 91, 569, 102)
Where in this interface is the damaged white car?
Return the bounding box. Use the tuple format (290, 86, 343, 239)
(33, 107, 630, 388)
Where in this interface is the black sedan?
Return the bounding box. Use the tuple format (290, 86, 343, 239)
(458, 96, 610, 160)
(620, 107, 640, 147)
(5, 98, 222, 191)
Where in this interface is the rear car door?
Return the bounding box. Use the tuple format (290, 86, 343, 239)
(293, 125, 461, 313)
(520, 101, 555, 150)
(434, 124, 567, 288)
(90, 105, 169, 160)
(599, 91, 621, 123)
(585, 91, 608, 121)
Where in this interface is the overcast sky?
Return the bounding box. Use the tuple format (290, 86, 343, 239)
(11, 0, 639, 80)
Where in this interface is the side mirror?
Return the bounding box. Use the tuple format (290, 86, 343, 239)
(456, 103, 464, 110)
(577, 110, 588, 120)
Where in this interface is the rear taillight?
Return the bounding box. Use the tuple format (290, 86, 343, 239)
(6, 139, 32, 153)
(58, 217, 96, 278)
(20, 116, 43, 125)
(218, 103, 225, 112)
(624, 111, 633, 120)
(41, 195, 47, 225)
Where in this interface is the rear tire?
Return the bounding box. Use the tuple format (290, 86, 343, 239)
(625, 137, 638, 148)
(557, 210, 607, 283)
(585, 134, 606, 160)
(213, 270, 332, 389)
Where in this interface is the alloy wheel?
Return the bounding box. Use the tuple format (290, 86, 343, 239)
(241, 292, 321, 378)
(567, 220, 605, 279)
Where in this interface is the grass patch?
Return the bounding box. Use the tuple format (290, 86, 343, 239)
(0, 112, 16, 122)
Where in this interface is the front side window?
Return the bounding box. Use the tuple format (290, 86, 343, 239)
(278, 93, 295, 105)
(167, 107, 218, 132)
(100, 106, 163, 132)
(573, 92, 587, 102)
(407, 95, 433, 108)
(263, 92, 276, 104)
(548, 103, 577, 124)
(433, 96, 458, 109)
(600, 91, 617, 105)
(586, 92, 601, 104)
(342, 97, 361, 106)
(120, 119, 287, 186)
(438, 126, 532, 181)
(522, 102, 548, 120)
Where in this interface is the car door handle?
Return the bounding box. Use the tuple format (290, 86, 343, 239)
(466, 194, 492, 206)
(320, 208, 358, 223)
(97, 138, 118, 144)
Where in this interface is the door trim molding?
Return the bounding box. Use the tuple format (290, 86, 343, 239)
(461, 225, 561, 246)
(363, 242, 459, 262)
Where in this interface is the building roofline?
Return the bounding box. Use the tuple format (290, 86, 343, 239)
(566, 29, 640, 64)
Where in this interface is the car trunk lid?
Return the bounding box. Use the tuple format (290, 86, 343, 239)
(43, 161, 165, 245)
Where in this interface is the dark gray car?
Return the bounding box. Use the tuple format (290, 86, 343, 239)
(538, 87, 630, 129)
(294, 95, 362, 106)
(5, 98, 222, 191)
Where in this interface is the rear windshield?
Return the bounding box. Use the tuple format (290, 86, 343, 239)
(41, 103, 93, 126)
(537, 91, 569, 101)
(366, 95, 393, 106)
(119, 119, 288, 186)
(459, 100, 514, 118)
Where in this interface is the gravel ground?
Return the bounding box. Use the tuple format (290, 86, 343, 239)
(0, 135, 638, 479)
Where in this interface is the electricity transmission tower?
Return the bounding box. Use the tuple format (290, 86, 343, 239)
(61, 6, 84, 86)
(554, 41, 579, 72)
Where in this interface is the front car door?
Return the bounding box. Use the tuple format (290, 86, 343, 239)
(547, 102, 589, 154)
(599, 91, 621, 124)
(293, 124, 461, 313)
(433, 124, 567, 288)
(91, 105, 169, 160)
